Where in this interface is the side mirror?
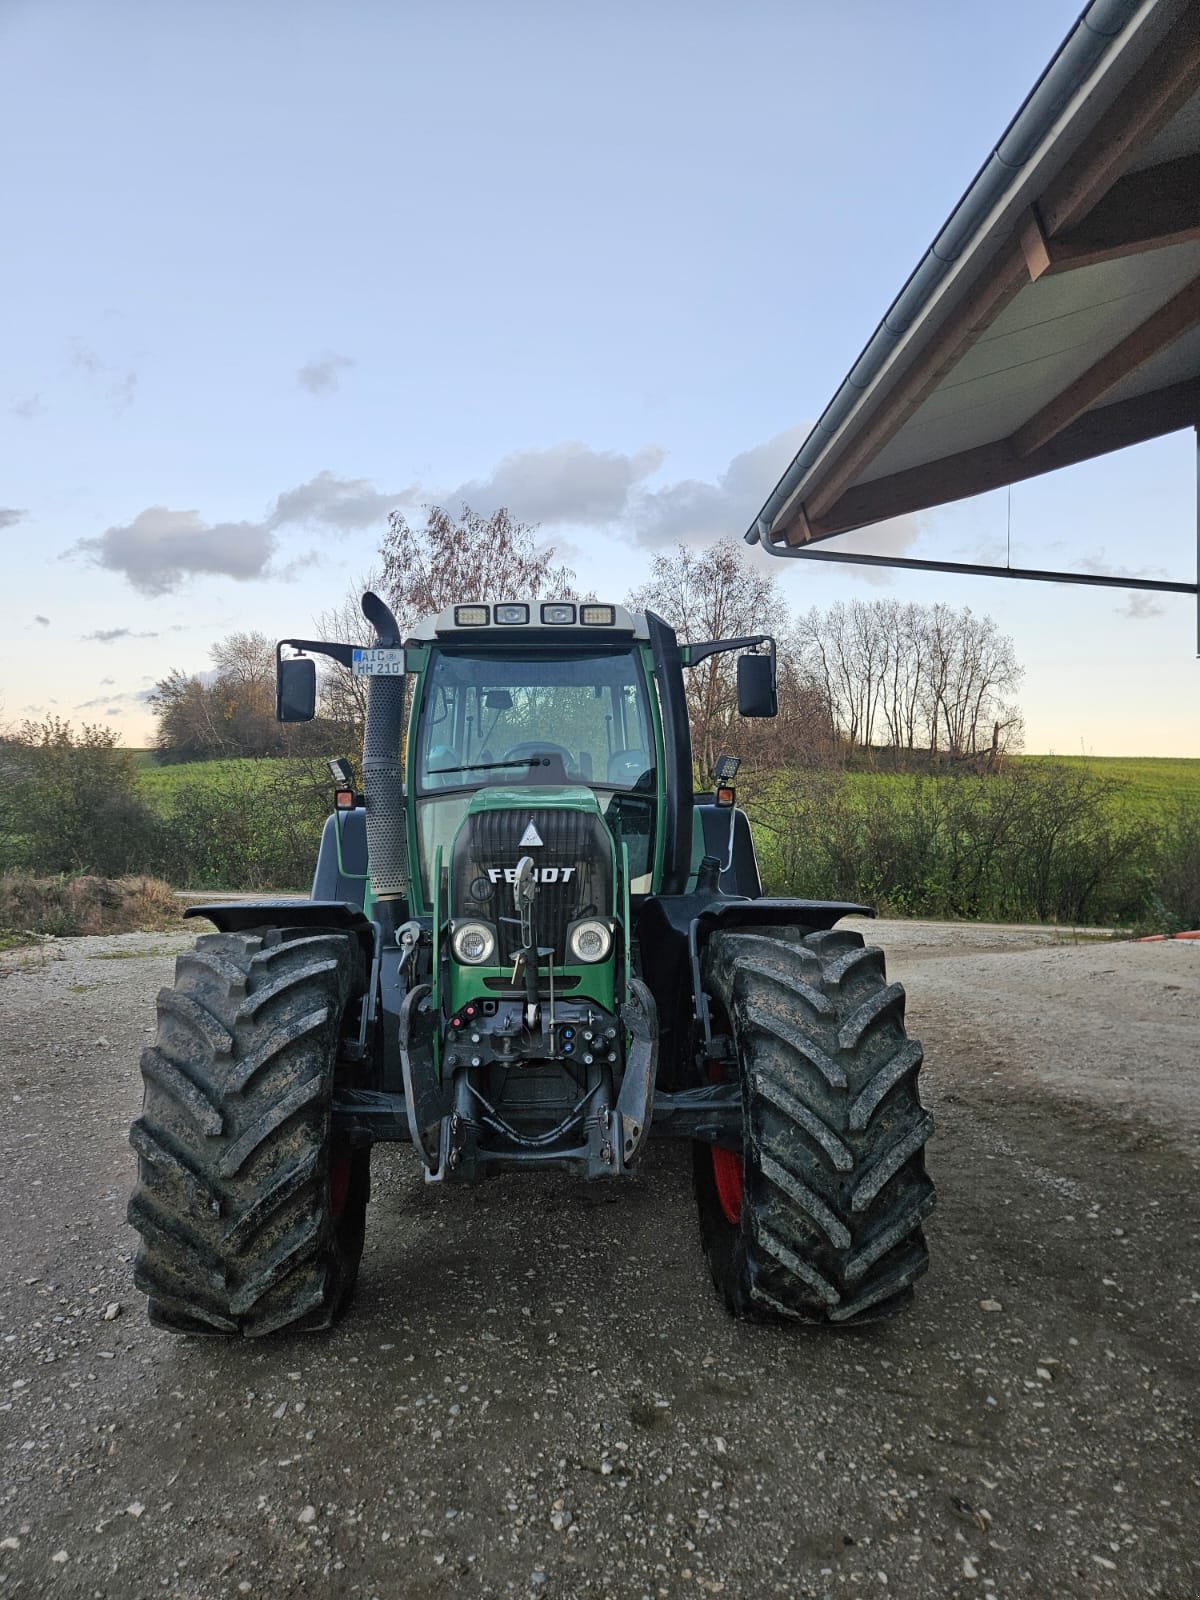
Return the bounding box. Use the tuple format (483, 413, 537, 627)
(276, 656, 316, 722)
(737, 653, 777, 718)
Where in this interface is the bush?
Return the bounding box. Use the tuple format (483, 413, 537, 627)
(747, 762, 1158, 926)
(1152, 803, 1200, 931)
(158, 759, 330, 890)
(0, 719, 165, 876)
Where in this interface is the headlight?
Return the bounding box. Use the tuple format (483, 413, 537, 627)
(452, 921, 496, 964)
(568, 919, 612, 963)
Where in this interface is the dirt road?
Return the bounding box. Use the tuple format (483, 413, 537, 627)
(1, 920, 1197, 1600)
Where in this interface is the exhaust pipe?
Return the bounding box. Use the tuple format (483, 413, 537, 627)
(360, 591, 410, 901)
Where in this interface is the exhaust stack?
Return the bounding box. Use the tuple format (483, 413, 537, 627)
(360, 591, 409, 901)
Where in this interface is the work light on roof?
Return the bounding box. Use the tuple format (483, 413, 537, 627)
(541, 603, 576, 625)
(454, 605, 489, 627)
(493, 603, 529, 625)
(580, 604, 616, 626)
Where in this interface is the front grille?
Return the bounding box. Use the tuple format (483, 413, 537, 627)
(451, 807, 612, 963)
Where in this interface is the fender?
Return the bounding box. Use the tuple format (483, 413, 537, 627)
(182, 900, 377, 965)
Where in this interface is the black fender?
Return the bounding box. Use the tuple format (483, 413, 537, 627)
(182, 900, 377, 966)
(635, 893, 873, 1086)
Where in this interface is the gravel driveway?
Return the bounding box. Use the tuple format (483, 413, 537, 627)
(1, 919, 1197, 1599)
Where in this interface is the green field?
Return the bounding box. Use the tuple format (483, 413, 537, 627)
(136, 756, 296, 812)
(1015, 755, 1200, 812)
(132, 751, 1200, 814)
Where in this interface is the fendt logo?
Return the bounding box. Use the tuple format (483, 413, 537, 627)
(486, 866, 575, 885)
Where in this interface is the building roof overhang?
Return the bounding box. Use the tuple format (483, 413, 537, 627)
(747, 0, 1200, 558)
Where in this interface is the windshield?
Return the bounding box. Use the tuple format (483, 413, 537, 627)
(416, 648, 655, 794)
(412, 647, 659, 897)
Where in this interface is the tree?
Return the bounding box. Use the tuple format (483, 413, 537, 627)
(152, 630, 335, 761)
(312, 569, 384, 751)
(0, 717, 160, 875)
(379, 504, 583, 634)
(628, 538, 795, 776)
(794, 599, 1023, 766)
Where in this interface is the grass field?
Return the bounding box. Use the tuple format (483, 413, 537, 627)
(132, 751, 1200, 814)
(1015, 755, 1200, 812)
(135, 755, 301, 811)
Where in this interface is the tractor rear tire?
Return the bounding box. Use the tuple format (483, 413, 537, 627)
(128, 927, 369, 1337)
(694, 926, 934, 1325)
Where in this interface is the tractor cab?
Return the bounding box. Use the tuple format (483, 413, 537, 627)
(404, 603, 662, 901)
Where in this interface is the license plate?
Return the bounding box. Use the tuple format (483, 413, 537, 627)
(352, 647, 406, 678)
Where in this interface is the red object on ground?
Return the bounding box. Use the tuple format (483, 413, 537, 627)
(1136, 931, 1200, 942)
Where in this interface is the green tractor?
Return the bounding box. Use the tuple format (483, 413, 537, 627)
(128, 594, 934, 1336)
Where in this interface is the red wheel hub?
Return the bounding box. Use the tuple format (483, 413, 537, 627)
(711, 1145, 744, 1225)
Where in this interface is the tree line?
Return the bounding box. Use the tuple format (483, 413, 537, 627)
(149, 507, 1022, 776)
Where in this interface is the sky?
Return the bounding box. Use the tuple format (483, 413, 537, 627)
(2, 0, 1197, 757)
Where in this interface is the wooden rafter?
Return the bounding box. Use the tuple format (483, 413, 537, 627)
(799, 377, 1200, 538)
(1023, 153, 1200, 279)
(1012, 273, 1200, 458)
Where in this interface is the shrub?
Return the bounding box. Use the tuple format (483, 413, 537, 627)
(746, 762, 1158, 926)
(0, 719, 165, 876)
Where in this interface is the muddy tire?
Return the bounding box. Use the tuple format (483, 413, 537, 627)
(694, 926, 934, 1324)
(128, 927, 369, 1337)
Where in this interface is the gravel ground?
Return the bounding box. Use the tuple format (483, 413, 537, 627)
(1, 919, 1198, 1600)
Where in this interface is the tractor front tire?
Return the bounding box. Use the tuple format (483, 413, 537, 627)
(694, 926, 934, 1325)
(128, 927, 369, 1337)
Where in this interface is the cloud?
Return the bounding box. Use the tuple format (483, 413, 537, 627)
(297, 352, 355, 395)
(33, 615, 49, 626)
(267, 470, 415, 531)
(10, 394, 42, 421)
(818, 514, 927, 585)
(445, 442, 667, 527)
(100, 676, 115, 685)
(631, 427, 808, 546)
(76, 425, 925, 597)
(625, 426, 925, 583)
(68, 337, 104, 374)
(75, 689, 156, 710)
(71, 470, 413, 594)
(77, 507, 277, 596)
(66, 338, 138, 415)
(82, 626, 159, 642)
(108, 371, 137, 415)
(0, 508, 27, 530)
(1117, 593, 1165, 620)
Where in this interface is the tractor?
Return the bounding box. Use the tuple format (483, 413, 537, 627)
(128, 594, 934, 1335)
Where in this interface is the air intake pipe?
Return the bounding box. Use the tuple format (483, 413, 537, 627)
(360, 591, 410, 901)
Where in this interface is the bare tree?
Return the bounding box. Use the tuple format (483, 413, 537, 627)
(313, 569, 383, 749)
(628, 538, 787, 777)
(379, 504, 583, 633)
(795, 599, 1023, 766)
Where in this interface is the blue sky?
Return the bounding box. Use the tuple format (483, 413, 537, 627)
(3, 0, 1197, 755)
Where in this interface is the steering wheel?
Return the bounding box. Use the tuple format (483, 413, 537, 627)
(608, 748, 649, 785)
(501, 741, 574, 768)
